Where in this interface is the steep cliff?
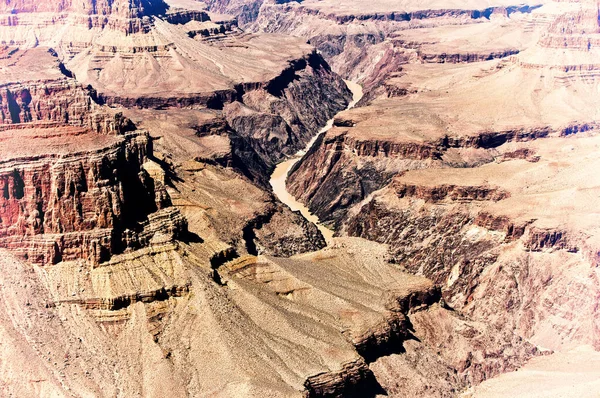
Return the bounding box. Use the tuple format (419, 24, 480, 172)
(224, 51, 351, 170)
(0, 24, 365, 396)
(0, 125, 190, 267)
(345, 134, 600, 353)
(1, 0, 353, 180)
(239, 0, 542, 101)
(0, 0, 169, 34)
(287, 0, 600, 227)
(0, 48, 187, 267)
(217, 238, 537, 397)
(2, 0, 599, 397)
(280, 1, 600, 394)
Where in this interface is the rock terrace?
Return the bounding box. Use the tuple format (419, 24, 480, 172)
(1, 0, 599, 397)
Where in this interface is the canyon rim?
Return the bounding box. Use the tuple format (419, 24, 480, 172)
(0, 0, 599, 397)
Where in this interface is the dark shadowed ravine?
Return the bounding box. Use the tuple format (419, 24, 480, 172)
(269, 80, 363, 244)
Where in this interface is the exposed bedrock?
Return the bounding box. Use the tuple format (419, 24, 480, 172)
(538, 7, 600, 50)
(0, 7, 353, 182)
(220, 240, 538, 397)
(129, 108, 331, 259)
(98, 89, 240, 112)
(193, 70, 352, 186)
(0, 48, 137, 134)
(2, 1, 598, 397)
(303, 359, 385, 398)
(84, 47, 351, 184)
(418, 48, 520, 64)
(0, 129, 186, 266)
(169, 161, 328, 257)
(0, 79, 135, 134)
(249, 6, 409, 95)
(339, 129, 600, 353)
(224, 51, 352, 171)
(0, 237, 441, 397)
(0, 0, 168, 15)
(286, 125, 558, 228)
(246, 204, 327, 257)
(345, 196, 600, 352)
(204, 0, 264, 25)
(287, 132, 600, 356)
(370, 303, 540, 397)
(285, 132, 400, 229)
(208, 0, 540, 27)
(0, 46, 189, 267)
(0, 0, 170, 33)
(233, 0, 542, 102)
(287, 108, 600, 383)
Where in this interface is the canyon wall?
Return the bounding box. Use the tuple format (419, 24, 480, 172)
(0, 0, 169, 33)
(0, 128, 187, 266)
(1, 0, 599, 397)
(282, 1, 600, 394)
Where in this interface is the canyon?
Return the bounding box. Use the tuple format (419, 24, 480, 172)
(0, 0, 599, 397)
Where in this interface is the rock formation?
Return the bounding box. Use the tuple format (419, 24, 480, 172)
(280, 0, 600, 394)
(1, 0, 600, 396)
(0, 47, 184, 268)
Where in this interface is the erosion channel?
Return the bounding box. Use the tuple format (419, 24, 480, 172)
(270, 80, 363, 243)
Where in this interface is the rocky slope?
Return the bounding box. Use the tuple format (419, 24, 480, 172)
(0, 0, 352, 179)
(283, 0, 600, 394)
(210, 0, 545, 101)
(0, 48, 184, 267)
(0, 1, 466, 397)
(288, 0, 600, 225)
(0, 0, 169, 34)
(2, 0, 600, 397)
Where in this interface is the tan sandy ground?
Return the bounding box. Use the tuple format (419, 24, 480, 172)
(468, 346, 600, 398)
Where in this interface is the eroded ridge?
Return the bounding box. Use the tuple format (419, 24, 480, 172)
(1, 0, 599, 396)
(0, 47, 186, 268)
(244, 0, 600, 394)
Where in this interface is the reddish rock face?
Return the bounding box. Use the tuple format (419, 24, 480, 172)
(0, 0, 168, 32)
(0, 125, 186, 266)
(0, 80, 133, 131)
(3, 0, 600, 396)
(0, 47, 185, 267)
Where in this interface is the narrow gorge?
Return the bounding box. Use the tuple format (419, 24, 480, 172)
(269, 80, 363, 243)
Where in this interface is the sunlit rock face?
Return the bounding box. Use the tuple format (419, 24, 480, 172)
(251, 0, 600, 395)
(0, 0, 168, 33)
(1, 0, 600, 396)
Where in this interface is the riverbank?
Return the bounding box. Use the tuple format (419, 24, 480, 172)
(269, 80, 363, 244)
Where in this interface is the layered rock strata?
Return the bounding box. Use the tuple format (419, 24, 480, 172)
(2, 0, 599, 397)
(280, 0, 600, 394)
(3, 0, 172, 29)
(216, 238, 537, 396)
(345, 134, 600, 353)
(0, 48, 187, 267)
(224, 0, 544, 101)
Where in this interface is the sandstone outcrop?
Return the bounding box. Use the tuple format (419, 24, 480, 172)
(3, 229, 535, 397)
(234, 0, 543, 103)
(217, 238, 537, 396)
(278, 0, 600, 394)
(0, 47, 188, 267)
(0, 0, 169, 34)
(2, 0, 600, 396)
(344, 134, 600, 355)
(287, 0, 600, 226)
(0, 2, 362, 394)
(1, 0, 352, 175)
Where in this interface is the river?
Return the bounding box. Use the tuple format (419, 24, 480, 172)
(269, 80, 363, 244)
